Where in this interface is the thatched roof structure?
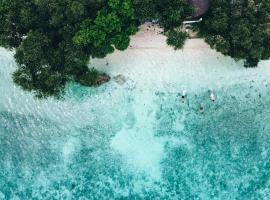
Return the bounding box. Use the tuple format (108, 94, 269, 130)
(190, 0, 210, 18)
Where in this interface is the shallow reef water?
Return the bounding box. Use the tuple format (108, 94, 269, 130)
(1, 48, 270, 199)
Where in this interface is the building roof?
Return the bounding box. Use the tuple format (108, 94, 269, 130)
(190, 0, 210, 18)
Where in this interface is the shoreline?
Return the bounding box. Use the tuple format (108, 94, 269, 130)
(91, 23, 270, 93)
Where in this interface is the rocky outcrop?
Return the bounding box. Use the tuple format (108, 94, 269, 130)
(95, 73, 111, 86)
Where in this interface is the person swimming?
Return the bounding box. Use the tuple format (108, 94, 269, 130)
(199, 104, 205, 113)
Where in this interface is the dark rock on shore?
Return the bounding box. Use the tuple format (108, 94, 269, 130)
(95, 73, 111, 86)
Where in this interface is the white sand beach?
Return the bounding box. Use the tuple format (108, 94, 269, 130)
(92, 23, 270, 93)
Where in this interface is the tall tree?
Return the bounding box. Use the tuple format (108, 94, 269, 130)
(73, 0, 138, 58)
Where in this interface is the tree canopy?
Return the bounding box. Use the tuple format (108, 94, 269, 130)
(166, 30, 189, 50)
(1, 0, 269, 97)
(73, 0, 138, 57)
(0, 0, 137, 97)
(133, 0, 193, 49)
(133, 0, 193, 30)
(200, 0, 270, 67)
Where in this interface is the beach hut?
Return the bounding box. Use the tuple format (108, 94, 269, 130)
(183, 0, 210, 25)
(190, 0, 210, 19)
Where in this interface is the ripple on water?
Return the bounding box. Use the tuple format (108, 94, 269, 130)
(1, 48, 270, 199)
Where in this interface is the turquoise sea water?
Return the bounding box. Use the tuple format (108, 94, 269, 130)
(1, 48, 270, 199)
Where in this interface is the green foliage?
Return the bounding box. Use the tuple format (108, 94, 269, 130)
(13, 65, 67, 98)
(167, 30, 188, 50)
(0, 0, 195, 97)
(200, 0, 270, 67)
(73, 0, 137, 57)
(132, 0, 193, 30)
(132, 0, 193, 50)
(0, 0, 137, 97)
(132, 0, 159, 22)
(4, 0, 267, 98)
(77, 68, 99, 86)
(155, 0, 193, 30)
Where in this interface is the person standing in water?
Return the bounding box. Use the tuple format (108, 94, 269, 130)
(209, 90, 216, 102)
(180, 90, 186, 103)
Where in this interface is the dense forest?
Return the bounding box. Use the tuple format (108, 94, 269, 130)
(0, 0, 270, 97)
(200, 0, 270, 67)
(0, 0, 138, 97)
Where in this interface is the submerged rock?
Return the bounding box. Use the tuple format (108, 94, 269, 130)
(113, 74, 126, 85)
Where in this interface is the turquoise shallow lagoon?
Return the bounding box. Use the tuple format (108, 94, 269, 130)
(1, 38, 270, 199)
